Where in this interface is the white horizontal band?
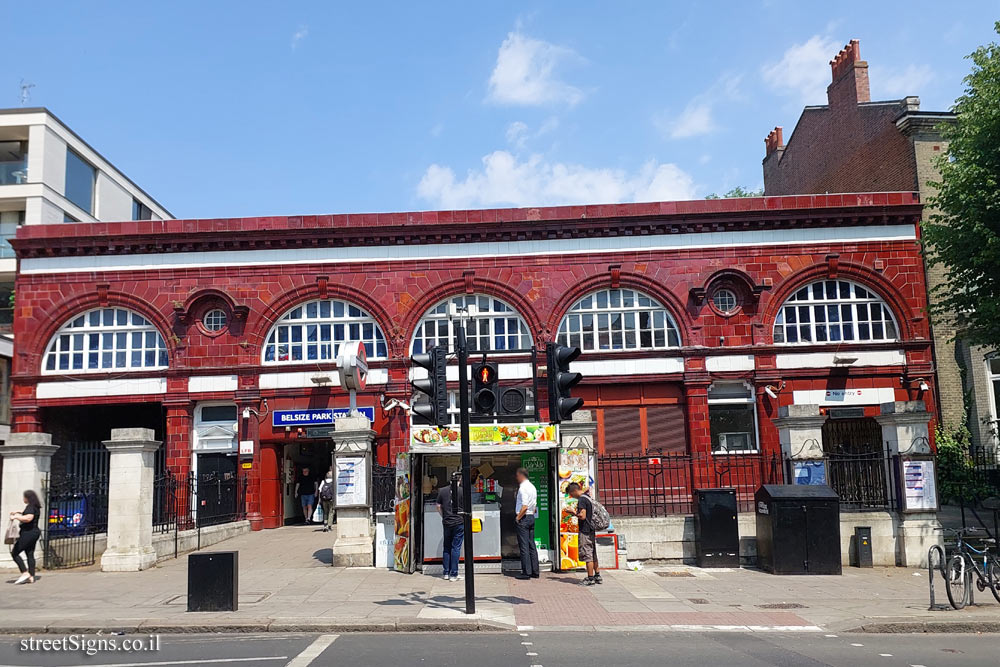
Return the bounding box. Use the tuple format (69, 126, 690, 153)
(20, 224, 916, 275)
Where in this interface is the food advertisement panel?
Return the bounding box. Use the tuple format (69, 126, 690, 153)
(410, 424, 557, 450)
(521, 451, 550, 551)
(557, 447, 594, 571)
(393, 453, 412, 572)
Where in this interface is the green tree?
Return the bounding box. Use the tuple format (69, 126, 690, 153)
(705, 186, 764, 199)
(923, 22, 1000, 349)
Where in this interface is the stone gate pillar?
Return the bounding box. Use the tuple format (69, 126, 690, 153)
(772, 404, 826, 484)
(330, 414, 376, 567)
(101, 428, 161, 572)
(0, 433, 58, 570)
(877, 401, 940, 567)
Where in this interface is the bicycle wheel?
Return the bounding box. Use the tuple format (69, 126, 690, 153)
(945, 555, 969, 610)
(988, 558, 1000, 604)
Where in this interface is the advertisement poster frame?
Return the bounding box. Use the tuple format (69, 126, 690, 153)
(900, 455, 939, 513)
(557, 447, 595, 571)
(393, 453, 414, 572)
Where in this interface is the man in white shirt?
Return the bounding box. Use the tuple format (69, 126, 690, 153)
(514, 468, 539, 579)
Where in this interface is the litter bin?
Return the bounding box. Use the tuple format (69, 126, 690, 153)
(694, 488, 739, 568)
(755, 484, 841, 575)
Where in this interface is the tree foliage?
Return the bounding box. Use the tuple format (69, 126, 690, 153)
(934, 424, 992, 503)
(705, 186, 763, 199)
(923, 22, 1000, 349)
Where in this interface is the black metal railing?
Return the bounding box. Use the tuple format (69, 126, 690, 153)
(151, 471, 246, 560)
(372, 463, 395, 513)
(195, 472, 248, 528)
(598, 451, 783, 516)
(41, 473, 109, 569)
(598, 450, 903, 517)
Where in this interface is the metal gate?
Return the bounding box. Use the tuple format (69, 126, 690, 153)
(372, 463, 395, 513)
(822, 417, 890, 509)
(41, 473, 109, 569)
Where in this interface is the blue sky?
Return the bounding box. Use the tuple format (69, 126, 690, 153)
(6, 2, 999, 218)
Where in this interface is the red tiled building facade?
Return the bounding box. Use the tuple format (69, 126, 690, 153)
(10, 194, 935, 529)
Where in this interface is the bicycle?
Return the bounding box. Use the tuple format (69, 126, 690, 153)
(940, 527, 1000, 609)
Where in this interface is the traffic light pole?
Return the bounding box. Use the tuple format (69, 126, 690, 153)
(455, 321, 476, 615)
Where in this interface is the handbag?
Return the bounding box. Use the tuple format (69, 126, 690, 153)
(4, 519, 20, 545)
(312, 505, 324, 524)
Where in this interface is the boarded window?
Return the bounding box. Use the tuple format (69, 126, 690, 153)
(601, 407, 642, 455)
(644, 405, 686, 453)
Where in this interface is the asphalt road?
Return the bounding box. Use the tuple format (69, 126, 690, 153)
(0, 631, 996, 667)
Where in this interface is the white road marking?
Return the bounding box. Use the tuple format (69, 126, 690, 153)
(520, 633, 529, 637)
(521, 641, 533, 645)
(526, 652, 538, 656)
(824, 634, 838, 638)
(851, 643, 864, 647)
(285, 634, 339, 667)
(17, 658, 288, 667)
(911, 664, 928, 667)
(880, 654, 893, 657)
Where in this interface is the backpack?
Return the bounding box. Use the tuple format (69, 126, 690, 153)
(319, 480, 335, 501)
(589, 498, 611, 532)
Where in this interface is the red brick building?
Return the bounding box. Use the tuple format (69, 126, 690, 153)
(10, 193, 934, 534)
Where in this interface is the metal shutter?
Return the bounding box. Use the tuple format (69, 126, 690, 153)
(644, 404, 687, 453)
(601, 407, 642, 455)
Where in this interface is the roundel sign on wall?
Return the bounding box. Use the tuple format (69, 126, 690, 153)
(337, 340, 368, 391)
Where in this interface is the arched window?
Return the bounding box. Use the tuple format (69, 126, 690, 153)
(43, 307, 168, 373)
(262, 299, 387, 363)
(411, 294, 532, 354)
(773, 279, 899, 344)
(558, 288, 681, 352)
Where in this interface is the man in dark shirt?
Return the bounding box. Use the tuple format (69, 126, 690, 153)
(436, 474, 464, 581)
(568, 482, 601, 585)
(295, 466, 317, 524)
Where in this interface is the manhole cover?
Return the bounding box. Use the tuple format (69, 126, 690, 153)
(688, 598, 710, 605)
(756, 602, 807, 609)
(656, 571, 695, 577)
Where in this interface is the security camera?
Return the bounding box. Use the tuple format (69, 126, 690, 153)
(764, 386, 778, 399)
(242, 407, 251, 419)
(919, 381, 929, 392)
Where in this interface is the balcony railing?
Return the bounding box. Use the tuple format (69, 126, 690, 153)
(0, 162, 28, 185)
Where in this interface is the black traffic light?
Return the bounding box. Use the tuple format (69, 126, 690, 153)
(411, 346, 448, 426)
(546, 343, 583, 423)
(472, 361, 499, 415)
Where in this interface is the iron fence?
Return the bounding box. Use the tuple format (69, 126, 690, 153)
(597, 450, 903, 517)
(151, 471, 246, 560)
(598, 451, 783, 516)
(41, 473, 109, 569)
(372, 463, 395, 513)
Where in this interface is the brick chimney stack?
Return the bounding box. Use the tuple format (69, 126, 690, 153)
(827, 39, 870, 107)
(764, 127, 784, 157)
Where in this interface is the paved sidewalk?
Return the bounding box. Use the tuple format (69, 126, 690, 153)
(0, 526, 997, 634)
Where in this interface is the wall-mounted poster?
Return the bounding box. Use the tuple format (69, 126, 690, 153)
(901, 458, 938, 512)
(521, 451, 550, 552)
(557, 447, 594, 571)
(336, 455, 368, 507)
(393, 453, 412, 572)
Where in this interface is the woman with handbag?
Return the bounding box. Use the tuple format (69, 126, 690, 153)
(9, 490, 41, 584)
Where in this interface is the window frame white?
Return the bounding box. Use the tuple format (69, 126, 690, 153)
(42, 307, 168, 375)
(987, 355, 1000, 448)
(708, 381, 760, 455)
(711, 288, 739, 315)
(261, 298, 388, 365)
(557, 287, 681, 353)
(409, 294, 533, 355)
(773, 279, 899, 346)
(203, 309, 228, 332)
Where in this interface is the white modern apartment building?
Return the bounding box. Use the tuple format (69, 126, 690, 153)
(0, 107, 171, 441)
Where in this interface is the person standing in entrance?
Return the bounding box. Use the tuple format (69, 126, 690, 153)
(436, 473, 464, 581)
(9, 490, 41, 584)
(567, 482, 601, 585)
(514, 468, 539, 580)
(317, 468, 336, 533)
(295, 466, 317, 525)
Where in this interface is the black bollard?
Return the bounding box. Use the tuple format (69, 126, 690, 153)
(188, 551, 239, 612)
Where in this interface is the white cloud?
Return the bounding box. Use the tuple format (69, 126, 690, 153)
(761, 35, 841, 105)
(657, 75, 741, 139)
(291, 25, 308, 49)
(874, 64, 934, 97)
(487, 31, 583, 106)
(505, 117, 559, 149)
(417, 151, 696, 209)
